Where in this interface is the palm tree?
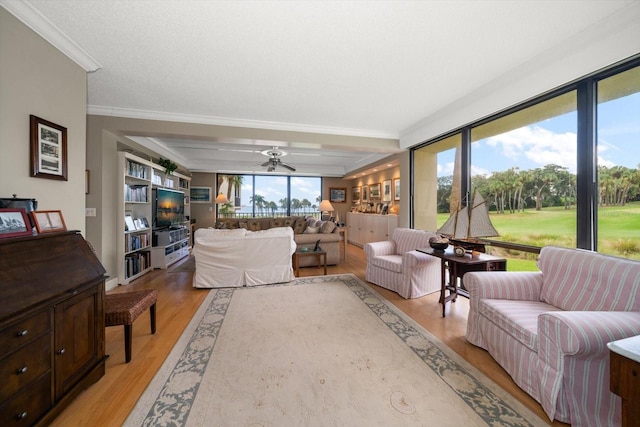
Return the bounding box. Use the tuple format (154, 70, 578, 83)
(250, 194, 266, 215)
(301, 198, 311, 213)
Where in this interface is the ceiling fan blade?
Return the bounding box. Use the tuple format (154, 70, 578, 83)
(281, 162, 296, 171)
(260, 160, 271, 167)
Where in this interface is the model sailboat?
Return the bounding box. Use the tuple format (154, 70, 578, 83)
(438, 189, 499, 252)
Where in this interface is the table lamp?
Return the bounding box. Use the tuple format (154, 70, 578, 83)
(319, 199, 334, 221)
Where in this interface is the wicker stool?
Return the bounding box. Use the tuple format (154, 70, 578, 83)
(105, 289, 158, 363)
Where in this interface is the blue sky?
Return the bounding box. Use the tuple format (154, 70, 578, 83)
(439, 93, 639, 178)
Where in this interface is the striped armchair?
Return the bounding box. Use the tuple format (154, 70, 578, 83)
(465, 246, 640, 426)
(364, 228, 441, 299)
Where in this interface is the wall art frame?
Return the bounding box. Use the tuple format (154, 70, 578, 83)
(329, 187, 347, 203)
(30, 115, 68, 181)
(394, 178, 401, 201)
(190, 186, 212, 203)
(351, 186, 361, 202)
(369, 183, 381, 199)
(382, 179, 392, 202)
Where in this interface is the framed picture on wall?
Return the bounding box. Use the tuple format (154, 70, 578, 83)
(351, 186, 361, 202)
(394, 178, 400, 201)
(369, 183, 381, 199)
(382, 179, 392, 202)
(30, 115, 68, 181)
(190, 186, 212, 203)
(329, 187, 347, 203)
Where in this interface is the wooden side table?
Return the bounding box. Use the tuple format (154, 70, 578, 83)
(417, 247, 507, 317)
(608, 336, 640, 427)
(293, 250, 327, 277)
(337, 227, 347, 259)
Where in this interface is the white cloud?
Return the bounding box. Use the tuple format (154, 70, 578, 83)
(485, 125, 577, 173)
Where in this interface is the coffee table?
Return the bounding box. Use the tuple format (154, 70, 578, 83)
(417, 246, 506, 317)
(293, 249, 327, 277)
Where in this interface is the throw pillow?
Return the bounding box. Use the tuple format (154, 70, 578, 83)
(304, 226, 320, 234)
(247, 219, 261, 231)
(270, 218, 285, 228)
(293, 218, 307, 234)
(320, 221, 336, 234)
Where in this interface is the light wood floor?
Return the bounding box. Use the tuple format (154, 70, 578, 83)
(51, 244, 566, 426)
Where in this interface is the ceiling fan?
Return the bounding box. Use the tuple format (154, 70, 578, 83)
(260, 147, 296, 172)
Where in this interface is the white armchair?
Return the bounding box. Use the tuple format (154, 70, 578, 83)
(364, 228, 441, 298)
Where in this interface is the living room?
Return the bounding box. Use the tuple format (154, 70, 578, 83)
(1, 2, 639, 426)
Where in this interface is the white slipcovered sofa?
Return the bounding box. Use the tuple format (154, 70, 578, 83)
(465, 246, 640, 426)
(364, 228, 441, 299)
(192, 227, 296, 288)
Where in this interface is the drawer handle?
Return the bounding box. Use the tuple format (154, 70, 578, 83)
(17, 329, 28, 337)
(57, 348, 65, 355)
(17, 411, 28, 419)
(17, 366, 28, 374)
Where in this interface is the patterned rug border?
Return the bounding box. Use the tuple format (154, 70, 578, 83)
(125, 274, 546, 426)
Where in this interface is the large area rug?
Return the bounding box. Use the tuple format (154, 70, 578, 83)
(125, 274, 547, 426)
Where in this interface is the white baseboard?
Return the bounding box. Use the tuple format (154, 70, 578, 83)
(105, 277, 119, 292)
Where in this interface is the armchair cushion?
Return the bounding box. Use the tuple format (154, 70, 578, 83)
(370, 254, 403, 273)
(538, 246, 640, 311)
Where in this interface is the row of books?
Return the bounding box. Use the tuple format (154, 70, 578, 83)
(125, 184, 148, 202)
(125, 232, 150, 252)
(124, 251, 151, 279)
(126, 160, 149, 179)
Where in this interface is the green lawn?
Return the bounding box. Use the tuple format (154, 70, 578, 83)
(436, 201, 640, 270)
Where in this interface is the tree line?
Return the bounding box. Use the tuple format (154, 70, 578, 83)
(437, 163, 640, 214)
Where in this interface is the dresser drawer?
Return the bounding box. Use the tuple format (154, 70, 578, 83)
(0, 374, 51, 427)
(0, 310, 51, 358)
(0, 334, 51, 402)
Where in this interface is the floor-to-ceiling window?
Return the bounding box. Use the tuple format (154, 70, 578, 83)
(596, 65, 640, 259)
(470, 91, 578, 249)
(411, 57, 640, 263)
(218, 174, 321, 218)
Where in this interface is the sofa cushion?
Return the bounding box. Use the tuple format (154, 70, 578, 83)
(538, 246, 640, 311)
(370, 255, 403, 273)
(270, 218, 285, 228)
(479, 299, 561, 351)
(320, 221, 336, 234)
(246, 219, 261, 231)
(293, 217, 307, 234)
(304, 226, 320, 234)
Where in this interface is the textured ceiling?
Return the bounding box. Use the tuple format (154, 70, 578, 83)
(5, 0, 637, 176)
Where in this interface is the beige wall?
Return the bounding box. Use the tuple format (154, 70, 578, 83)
(346, 151, 410, 228)
(190, 172, 218, 229)
(0, 9, 87, 234)
(322, 177, 352, 223)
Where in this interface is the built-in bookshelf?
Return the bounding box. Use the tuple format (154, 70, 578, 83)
(117, 152, 154, 285)
(117, 152, 192, 283)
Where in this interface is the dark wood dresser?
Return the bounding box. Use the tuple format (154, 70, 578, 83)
(0, 231, 107, 426)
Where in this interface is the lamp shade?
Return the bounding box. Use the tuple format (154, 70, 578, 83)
(215, 193, 228, 204)
(319, 200, 334, 212)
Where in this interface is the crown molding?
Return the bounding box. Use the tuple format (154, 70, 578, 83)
(1, 0, 102, 72)
(87, 105, 399, 140)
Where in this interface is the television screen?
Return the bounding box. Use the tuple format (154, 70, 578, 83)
(154, 188, 185, 228)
